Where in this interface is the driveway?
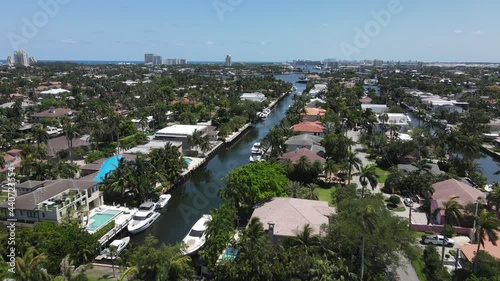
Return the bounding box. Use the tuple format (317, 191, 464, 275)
(347, 130, 384, 194)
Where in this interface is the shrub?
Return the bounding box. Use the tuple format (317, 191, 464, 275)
(387, 195, 401, 205)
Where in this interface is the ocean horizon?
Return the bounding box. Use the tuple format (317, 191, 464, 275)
(0, 59, 282, 65)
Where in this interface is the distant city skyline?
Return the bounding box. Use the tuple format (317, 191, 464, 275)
(1, 1, 499, 62)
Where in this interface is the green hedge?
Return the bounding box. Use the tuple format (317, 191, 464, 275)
(92, 220, 116, 239)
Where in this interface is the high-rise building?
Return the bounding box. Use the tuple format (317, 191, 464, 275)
(153, 55, 163, 65)
(6, 56, 14, 65)
(180, 59, 187, 65)
(225, 55, 231, 66)
(144, 53, 154, 64)
(13, 50, 30, 66)
(373, 59, 384, 67)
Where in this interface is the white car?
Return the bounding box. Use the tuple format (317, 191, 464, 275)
(421, 235, 454, 247)
(404, 198, 413, 207)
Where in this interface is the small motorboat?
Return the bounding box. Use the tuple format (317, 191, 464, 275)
(182, 214, 212, 255)
(156, 194, 172, 209)
(106, 236, 130, 259)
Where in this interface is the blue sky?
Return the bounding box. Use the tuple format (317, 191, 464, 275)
(1, 0, 498, 62)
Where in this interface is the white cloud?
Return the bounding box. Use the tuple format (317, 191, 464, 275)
(454, 29, 462, 34)
(259, 41, 266, 45)
(473, 30, 483, 35)
(205, 41, 215, 45)
(60, 39, 77, 44)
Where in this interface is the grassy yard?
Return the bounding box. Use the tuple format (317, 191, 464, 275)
(317, 186, 336, 206)
(375, 167, 390, 183)
(0, 191, 8, 203)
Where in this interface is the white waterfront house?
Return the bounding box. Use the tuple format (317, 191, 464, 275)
(0, 179, 103, 224)
(154, 124, 208, 149)
(240, 92, 266, 103)
(308, 84, 328, 97)
(376, 113, 412, 133)
(39, 88, 70, 99)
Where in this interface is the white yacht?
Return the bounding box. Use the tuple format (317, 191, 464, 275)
(127, 202, 161, 234)
(182, 214, 212, 255)
(156, 194, 172, 209)
(249, 142, 264, 162)
(96, 236, 130, 260)
(105, 237, 130, 260)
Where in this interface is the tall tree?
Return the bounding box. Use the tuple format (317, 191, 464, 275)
(473, 209, 500, 273)
(358, 203, 378, 281)
(355, 164, 378, 198)
(14, 247, 52, 281)
(432, 196, 463, 269)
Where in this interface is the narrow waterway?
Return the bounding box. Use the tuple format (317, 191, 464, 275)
(407, 111, 500, 184)
(130, 74, 305, 246)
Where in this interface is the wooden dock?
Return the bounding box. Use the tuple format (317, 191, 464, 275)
(98, 216, 132, 246)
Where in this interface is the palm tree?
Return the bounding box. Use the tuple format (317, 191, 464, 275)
(62, 119, 80, 164)
(287, 181, 304, 198)
(59, 254, 90, 281)
(323, 160, 338, 183)
(355, 164, 378, 198)
(388, 124, 400, 141)
(302, 183, 319, 200)
(487, 183, 500, 218)
(198, 135, 213, 155)
(285, 224, 321, 255)
(187, 129, 203, 150)
(14, 247, 51, 281)
(358, 204, 378, 281)
(412, 159, 432, 174)
(379, 112, 389, 133)
(0, 152, 5, 169)
(32, 124, 49, 148)
(309, 258, 358, 281)
(345, 151, 362, 185)
(432, 196, 463, 269)
(473, 209, 500, 273)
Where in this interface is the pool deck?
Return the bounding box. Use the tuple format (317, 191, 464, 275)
(85, 205, 137, 246)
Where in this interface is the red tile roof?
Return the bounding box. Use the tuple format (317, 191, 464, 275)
(431, 179, 486, 210)
(303, 107, 326, 117)
(461, 231, 500, 261)
(292, 121, 324, 133)
(278, 148, 326, 164)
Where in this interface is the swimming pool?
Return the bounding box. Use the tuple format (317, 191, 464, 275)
(184, 157, 192, 165)
(221, 247, 239, 261)
(86, 209, 121, 232)
(93, 155, 123, 182)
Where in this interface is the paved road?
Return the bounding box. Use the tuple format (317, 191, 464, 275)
(347, 130, 420, 281)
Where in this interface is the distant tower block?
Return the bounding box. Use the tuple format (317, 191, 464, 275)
(225, 55, 231, 67)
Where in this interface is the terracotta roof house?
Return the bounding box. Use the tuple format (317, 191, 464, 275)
(31, 107, 76, 121)
(278, 148, 326, 165)
(285, 134, 325, 155)
(431, 179, 486, 225)
(251, 197, 336, 243)
(1, 149, 22, 174)
(292, 121, 324, 137)
(302, 107, 326, 122)
(460, 231, 500, 262)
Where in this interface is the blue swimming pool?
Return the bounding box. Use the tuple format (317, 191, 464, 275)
(86, 209, 121, 232)
(221, 247, 239, 261)
(93, 155, 123, 182)
(184, 157, 192, 165)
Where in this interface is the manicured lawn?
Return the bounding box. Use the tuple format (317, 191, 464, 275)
(317, 186, 336, 206)
(375, 167, 390, 183)
(0, 191, 8, 203)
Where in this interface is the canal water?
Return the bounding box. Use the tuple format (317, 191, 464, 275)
(130, 73, 305, 246)
(407, 111, 500, 184)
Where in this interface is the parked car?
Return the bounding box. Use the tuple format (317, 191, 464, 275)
(421, 235, 454, 247)
(403, 198, 413, 207)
